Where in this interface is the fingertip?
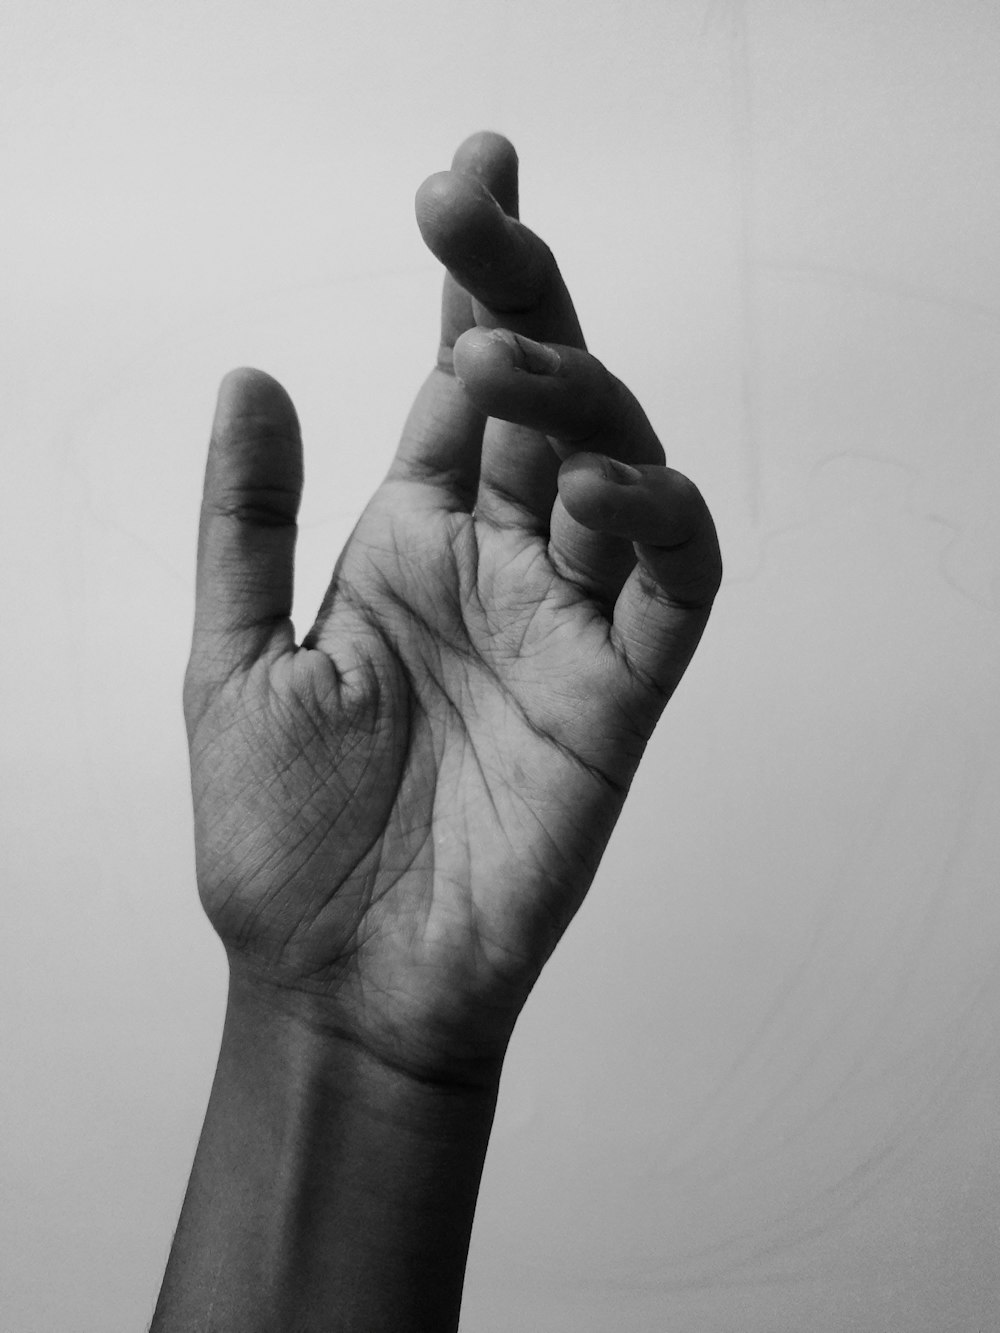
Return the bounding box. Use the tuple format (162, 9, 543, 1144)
(213, 367, 299, 437)
(451, 130, 518, 177)
(415, 170, 504, 253)
(557, 452, 639, 531)
(608, 477, 721, 692)
(216, 366, 293, 411)
(451, 132, 518, 217)
(414, 169, 455, 220)
(453, 327, 511, 383)
(454, 327, 562, 380)
(417, 129, 518, 225)
(558, 458, 717, 566)
(561, 451, 641, 486)
(631, 474, 723, 611)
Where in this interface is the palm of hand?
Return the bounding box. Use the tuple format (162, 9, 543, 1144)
(192, 489, 654, 1071)
(185, 134, 720, 1078)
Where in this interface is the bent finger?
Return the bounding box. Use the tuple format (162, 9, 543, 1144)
(415, 170, 584, 348)
(559, 454, 722, 695)
(438, 132, 520, 368)
(390, 132, 520, 506)
(454, 328, 663, 465)
(453, 328, 664, 599)
(414, 150, 586, 528)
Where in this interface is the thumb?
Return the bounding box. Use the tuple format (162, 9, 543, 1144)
(190, 368, 303, 684)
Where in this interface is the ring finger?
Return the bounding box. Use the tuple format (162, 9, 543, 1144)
(453, 329, 667, 606)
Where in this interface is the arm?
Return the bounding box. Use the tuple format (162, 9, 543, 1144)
(152, 976, 498, 1332)
(152, 131, 722, 1332)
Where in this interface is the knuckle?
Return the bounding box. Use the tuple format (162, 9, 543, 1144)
(207, 483, 299, 528)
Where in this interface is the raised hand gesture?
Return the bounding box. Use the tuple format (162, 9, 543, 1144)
(183, 131, 721, 1090)
(157, 130, 722, 1333)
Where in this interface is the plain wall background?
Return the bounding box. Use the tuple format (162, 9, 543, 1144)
(3, 2, 1000, 1328)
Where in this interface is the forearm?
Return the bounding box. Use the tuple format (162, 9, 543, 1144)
(151, 969, 501, 1333)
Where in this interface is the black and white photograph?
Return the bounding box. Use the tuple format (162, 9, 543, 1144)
(3, 3, 999, 1329)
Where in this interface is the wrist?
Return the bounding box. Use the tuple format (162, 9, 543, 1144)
(224, 960, 506, 1104)
(154, 965, 502, 1332)
(225, 950, 513, 1094)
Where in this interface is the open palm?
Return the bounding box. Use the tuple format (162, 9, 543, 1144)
(183, 133, 721, 1084)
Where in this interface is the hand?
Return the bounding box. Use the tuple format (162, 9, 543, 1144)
(183, 131, 721, 1087)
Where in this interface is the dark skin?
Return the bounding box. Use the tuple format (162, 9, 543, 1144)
(156, 131, 721, 1331)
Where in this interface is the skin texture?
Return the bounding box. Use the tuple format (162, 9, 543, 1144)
(182, 131, 722, 1090)
(154, 131, 723, 1333)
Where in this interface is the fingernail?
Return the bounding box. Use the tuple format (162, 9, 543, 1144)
(600, 455, 643, 485)
(493, 329, 562, 375)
